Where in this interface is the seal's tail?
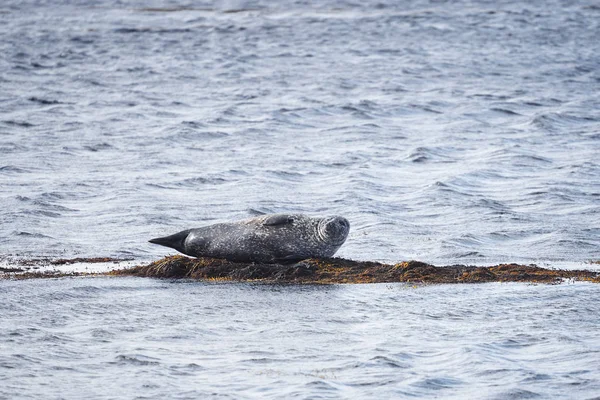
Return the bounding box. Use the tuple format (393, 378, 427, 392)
(148, 236, 171, 246)
(149, 230, 190, 254)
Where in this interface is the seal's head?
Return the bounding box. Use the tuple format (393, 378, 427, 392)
(318, 216, 350, 245)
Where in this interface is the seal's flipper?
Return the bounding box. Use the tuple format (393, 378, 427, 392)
(263, 214, 294, 226)
(149, 229, 190, 254)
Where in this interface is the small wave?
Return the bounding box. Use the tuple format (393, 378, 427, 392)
(40, 192, 65, 201)
(466, 198, 513, 215)
(524, 101, 544, 107)
(2, 120, 34, 128)
(114, 27, 193, 34)
(29, 61, 65, 69)
(136, 7, 207, 12)
(13, 231, 54, 239)
(12, 354, 43, 364)
(490, 107, 522, 116)
(510, 153, 552, 166)
(27, 97, 61, 105)
(32, 200, 77, 213)
(405, 146, 458, 163)
(145, 183, 171, 189)
(369, 355, 410, 369)
(168, 363, 206, 376)
(22, 209, 62, 218)
(439, 249, 486, 259)
(176, 176, 227, 187)
(0, 165, 29, 173)
(166, 128, 230, 143)
(408, 103, 443, 114)
(531, 112, 598, 131)
(556, 238, 597, 249)
(214, 24, 248, 34)
(522, 373, 552, 383)
(491, 389, 542, 399)
(425, 181, 474, 200)
(112, 354, 161, 366)
(40, 333, 75, 343)
(69, 36, 95, 45)
(180, 120, 208, 129)
(325, 101, 379, 119)
(246, 208, 269, 216)
(89, 329, 115, 341)
(303, 379, 338, 391)
(83, 143, 114, 152)
(266, 170, 306, 182)
(222, 8, 262, 14)
(135, 7, 260, 14)
(0, 143, 28, 153)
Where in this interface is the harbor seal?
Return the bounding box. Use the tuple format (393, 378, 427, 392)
(149, 213, 350, 263)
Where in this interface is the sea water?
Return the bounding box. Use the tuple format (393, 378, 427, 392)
(1, 0, 599, 398)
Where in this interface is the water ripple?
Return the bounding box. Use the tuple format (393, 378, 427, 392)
(1, 0, 600, 394)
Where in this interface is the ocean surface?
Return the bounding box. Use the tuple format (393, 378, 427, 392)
(1, 0, 599, 398)
(1, 278, 600, 400)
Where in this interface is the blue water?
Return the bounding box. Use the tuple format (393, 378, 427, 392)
(1, 0, 600, 398)
(1, 0, 598, 265)
(2, 278, 600, 399)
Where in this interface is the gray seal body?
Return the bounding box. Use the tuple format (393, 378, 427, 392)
(149, 213, 350, 263)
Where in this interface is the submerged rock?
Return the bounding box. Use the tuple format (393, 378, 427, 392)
(109, 256, 600, 284)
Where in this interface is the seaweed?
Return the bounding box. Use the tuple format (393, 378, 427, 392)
(108, 256, 600, 284)
(3, 255, 598, 284)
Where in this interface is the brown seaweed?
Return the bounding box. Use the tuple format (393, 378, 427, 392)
(108, 256, 600, 284)
(3, 255, 598, 284)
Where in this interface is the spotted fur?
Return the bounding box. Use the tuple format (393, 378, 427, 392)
(149, 214, 350, 263)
